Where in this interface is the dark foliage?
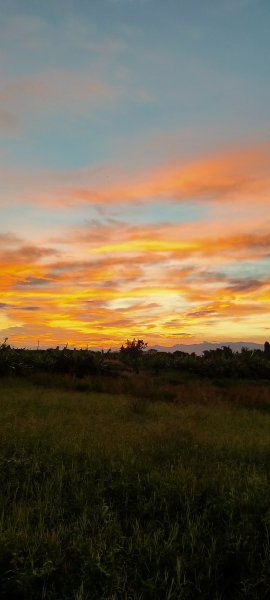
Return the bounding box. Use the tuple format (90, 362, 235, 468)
(1, 338, 270, 381)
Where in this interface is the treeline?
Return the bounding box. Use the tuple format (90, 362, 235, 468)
(1, 338, 270, 380)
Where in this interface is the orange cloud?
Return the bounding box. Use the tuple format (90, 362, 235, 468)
(1, 202, 270, 347)
(1, 142, 269, 210)
(62, 143, 270, 206)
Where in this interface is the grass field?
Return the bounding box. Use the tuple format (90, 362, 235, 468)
(1, 376, 270, 599)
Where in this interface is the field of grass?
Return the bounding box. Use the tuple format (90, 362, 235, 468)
(1, 376, 270, 599)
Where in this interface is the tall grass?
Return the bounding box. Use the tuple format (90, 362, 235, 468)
(0, 376, 270, 598)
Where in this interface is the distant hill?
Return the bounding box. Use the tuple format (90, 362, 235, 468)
(149, 342, 264, 355)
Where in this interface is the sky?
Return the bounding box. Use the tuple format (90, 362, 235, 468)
(0, 0, 270, 349)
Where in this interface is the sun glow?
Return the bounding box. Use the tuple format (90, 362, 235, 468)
(88, 240, 199, 254)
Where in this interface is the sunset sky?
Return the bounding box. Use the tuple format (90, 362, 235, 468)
(0, 0, 270, 348)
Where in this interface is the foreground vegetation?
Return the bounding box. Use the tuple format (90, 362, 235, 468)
(1, 375, 270, 598)
(1, 338, 270, 381)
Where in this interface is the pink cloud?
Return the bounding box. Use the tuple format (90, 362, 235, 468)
(0, 71, 115, 121)
(0, 108, 19, 134)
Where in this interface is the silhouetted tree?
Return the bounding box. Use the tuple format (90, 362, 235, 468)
(120, 338, 147, 373)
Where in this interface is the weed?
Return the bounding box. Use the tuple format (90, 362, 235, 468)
(0, 378, 270, 598)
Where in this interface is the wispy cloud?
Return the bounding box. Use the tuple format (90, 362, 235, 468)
(0, 71, 116, 129)
(0, 108, 19, 135)
(1, 142, 268, 209)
